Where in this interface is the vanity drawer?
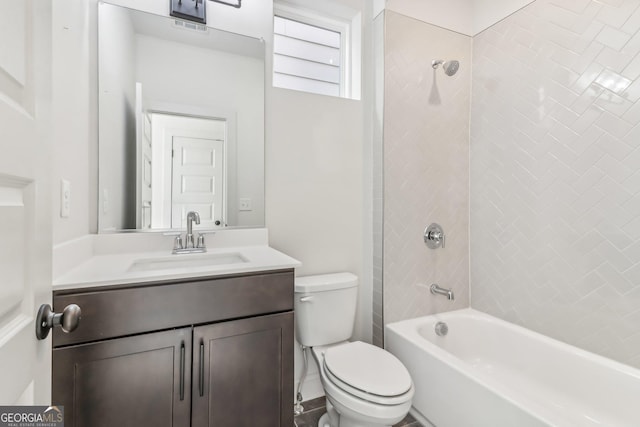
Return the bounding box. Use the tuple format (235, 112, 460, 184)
(52, 270, 294, 347)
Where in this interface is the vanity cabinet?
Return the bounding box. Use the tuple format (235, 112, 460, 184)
(53, 327, 192, 427)
(192, 313, 292, 427)
(52, 270, 294, 427)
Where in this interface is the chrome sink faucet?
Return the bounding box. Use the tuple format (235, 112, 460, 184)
(186, 211, 200, 248)
(173, 211, 207, 254)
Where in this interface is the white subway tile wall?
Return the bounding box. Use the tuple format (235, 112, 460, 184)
(373, 12, 385, 348)
(383, 11, 471, 325)
(471, 0, 640, 368)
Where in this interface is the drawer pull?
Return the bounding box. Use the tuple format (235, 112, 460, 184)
(199, 340, 205, 397)
(179, 341, 185, 401)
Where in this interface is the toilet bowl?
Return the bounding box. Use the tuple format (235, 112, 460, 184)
(295, 273, 414, 427)
(313, 342, 414, 427)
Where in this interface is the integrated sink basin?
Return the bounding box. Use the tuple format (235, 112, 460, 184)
(128, 252, 249, 272)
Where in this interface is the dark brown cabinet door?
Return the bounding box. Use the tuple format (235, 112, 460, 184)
(191, 312, 294, 427)
(53, 327, 192, 427)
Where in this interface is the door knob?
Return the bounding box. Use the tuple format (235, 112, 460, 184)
(35, 303, 82, 340)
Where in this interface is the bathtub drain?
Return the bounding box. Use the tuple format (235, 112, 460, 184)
(435, 322, 448, 336)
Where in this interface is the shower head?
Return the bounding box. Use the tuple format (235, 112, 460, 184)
(432, 59, 460, 76)
(443, 60, 459, 76)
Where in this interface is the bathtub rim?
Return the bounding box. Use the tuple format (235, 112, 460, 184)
(385, 308, 640, 381)
(385, 308, 640, 427)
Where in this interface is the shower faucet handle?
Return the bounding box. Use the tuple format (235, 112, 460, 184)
(424, 223, 445, 249)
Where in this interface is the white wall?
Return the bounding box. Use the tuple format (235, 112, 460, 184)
(52, 0, 94, 244)
(471, 0, 640, 369)
(264, 93, 364, 286)
(472, 0, 535, 34)
(385, 0, 535, 36)
(386, 0, 474, 35)
(98, 4, 137, 230)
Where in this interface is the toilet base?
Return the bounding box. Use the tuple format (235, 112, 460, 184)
(317, 400, 395, 427)
(318, 413, 330, 427)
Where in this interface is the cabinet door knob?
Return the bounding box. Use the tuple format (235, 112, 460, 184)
(35, 303, 82, 340)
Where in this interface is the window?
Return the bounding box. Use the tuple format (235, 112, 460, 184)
(273, 4, 360, 99)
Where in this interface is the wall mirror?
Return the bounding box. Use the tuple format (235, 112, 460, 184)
(98, 2, 265, 232)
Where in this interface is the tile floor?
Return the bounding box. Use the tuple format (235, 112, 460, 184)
(294, 397, 422, 427)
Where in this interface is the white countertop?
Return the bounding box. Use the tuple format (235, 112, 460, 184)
(53, 245, 301, 290)
(53, 229, 301, 291)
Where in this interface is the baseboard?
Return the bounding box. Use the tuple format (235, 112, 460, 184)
(409, 407, 435, 427)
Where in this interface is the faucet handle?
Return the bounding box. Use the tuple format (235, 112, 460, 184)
(173, 235, 183, 250)
(197, 234, 206, 249)
(424, 223, 445, 249)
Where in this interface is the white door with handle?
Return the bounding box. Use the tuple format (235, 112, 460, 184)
(150, 113, 226, 229)
(171, 136, 225, 229)
(0, 1, 53, 404)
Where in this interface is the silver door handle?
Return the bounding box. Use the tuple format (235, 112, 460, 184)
(299, 296, 313, 302)
(35, 303, 82, 340)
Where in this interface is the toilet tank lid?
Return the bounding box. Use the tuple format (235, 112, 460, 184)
(295, 272, 358, 293)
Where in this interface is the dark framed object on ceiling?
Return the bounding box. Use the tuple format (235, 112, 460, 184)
(211, 0, 241, 8)
(170, 0, 206, 24)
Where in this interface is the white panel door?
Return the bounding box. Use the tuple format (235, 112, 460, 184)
(0, 0, 53, 405)
(171, 137, 224, 229)
(150, 113, 226, 229)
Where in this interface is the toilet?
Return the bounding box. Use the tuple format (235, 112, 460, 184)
(295, 273, 414, 427)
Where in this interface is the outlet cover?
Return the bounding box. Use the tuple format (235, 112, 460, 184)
(239, 198, 252, 211)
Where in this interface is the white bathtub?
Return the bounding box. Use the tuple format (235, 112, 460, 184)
(385, 308, 640, 427)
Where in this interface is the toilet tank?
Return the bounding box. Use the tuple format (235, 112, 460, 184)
(294, 273, 358, 347)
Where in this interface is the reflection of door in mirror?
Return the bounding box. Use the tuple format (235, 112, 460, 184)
(135, 83, 153, 229)
(150, 113, 226, 230)
(171, 133, 224, 229)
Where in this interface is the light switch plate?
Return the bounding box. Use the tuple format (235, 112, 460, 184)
(103, 188, 109, 214)
(60, 179, 71, 218)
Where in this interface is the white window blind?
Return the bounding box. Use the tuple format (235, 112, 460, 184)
(273, 15, 342, 97)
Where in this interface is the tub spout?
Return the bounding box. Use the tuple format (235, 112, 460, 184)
(431, 284, 454, 301)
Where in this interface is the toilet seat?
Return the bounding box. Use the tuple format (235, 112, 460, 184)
(321, 341, 413, 405)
